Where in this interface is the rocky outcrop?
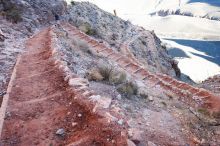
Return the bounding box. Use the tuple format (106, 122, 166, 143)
(200, 75, 220, 94)
(1, 0, 67, 29)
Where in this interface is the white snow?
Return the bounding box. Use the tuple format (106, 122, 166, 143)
(162, 39, 220, 83)
(143, 15, 220, 40)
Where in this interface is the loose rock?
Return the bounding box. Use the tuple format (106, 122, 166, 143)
(56, 128, 65, 136)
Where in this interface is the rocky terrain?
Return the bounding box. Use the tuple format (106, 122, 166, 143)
(64, 2, 177, 76)
(200, 75, 220, 94)
(0, 0, 220, 146)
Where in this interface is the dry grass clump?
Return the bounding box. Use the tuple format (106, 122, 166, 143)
(79, 23, 97, 36)
(97, 63, 114, 81)
(109, 69, 127, 85)
(97, 63, 127, 85)
(117, 81, 138, 97)
(87, 68, 104, 81)
(77, 40, 89, 52)
(86, 61, 127, 85)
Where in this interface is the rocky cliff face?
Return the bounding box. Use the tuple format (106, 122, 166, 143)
(64, 2, 177, 76)
(0, 0, 67, 30)
(200, 75, 220, 94)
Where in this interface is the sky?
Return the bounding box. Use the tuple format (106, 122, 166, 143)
(66, 0, 152, 16)
(65, 0, 195, 22)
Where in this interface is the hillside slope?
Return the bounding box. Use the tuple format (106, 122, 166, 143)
(64, 2, 177, 76)
(0, 1, 220, 145)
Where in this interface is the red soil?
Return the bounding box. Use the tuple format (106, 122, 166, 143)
(1, 28, 126, 146)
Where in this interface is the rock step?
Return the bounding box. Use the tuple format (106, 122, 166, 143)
(62, 23, 220, 112)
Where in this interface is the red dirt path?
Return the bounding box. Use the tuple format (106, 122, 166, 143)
(0, 28, 126, 146)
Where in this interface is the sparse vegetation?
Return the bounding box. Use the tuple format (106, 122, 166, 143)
(86, 61, 127, 85)
(87, 68, 104, 81)
(79, 23, 97, 36)
(109, 70, 127, 85)
(97, 63, 114, 81)
(197, 108, 210, 116)
(0, 0, 23, 23)
(117, 81, 138, 97)
(77, 40, 90, 52)
(97, 63, 127, 85)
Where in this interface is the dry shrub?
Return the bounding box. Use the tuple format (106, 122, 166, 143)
(109, 70, 127, 85)
(87, 61, 127, 85)
(79, 23, 97, 36)
(87, 68, 104, 81)
(77, 40, 89, 51)
(117, 81, 138, 97)
(98, 63, 114, 81)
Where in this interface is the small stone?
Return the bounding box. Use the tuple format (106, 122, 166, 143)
(5, 111, 11, 119)
(0, 91, 6, 96)
(193, 137, 200, 144)
(71, 122, 77, 127)
(117, 119, 123, 125)
(116, 94, 122, 100)
(148, 96, 154, 101)
(67, 112, 71, 115)
(201, 139, 205, 144)
(78, 113, 82, 117)
(148, 141, 157, 146)
(56, 128, 65, 136)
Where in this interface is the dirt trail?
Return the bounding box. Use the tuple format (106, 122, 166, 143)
(0, 28, 126, 146)
(62, 22, 220, 114)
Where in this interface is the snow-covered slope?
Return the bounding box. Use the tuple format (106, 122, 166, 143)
(143, 15, 220, 40)
(163, 39, 220, 82)
(152, 0, 220, 20)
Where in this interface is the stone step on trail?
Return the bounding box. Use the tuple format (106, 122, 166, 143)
(62, 22, 220, 113)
